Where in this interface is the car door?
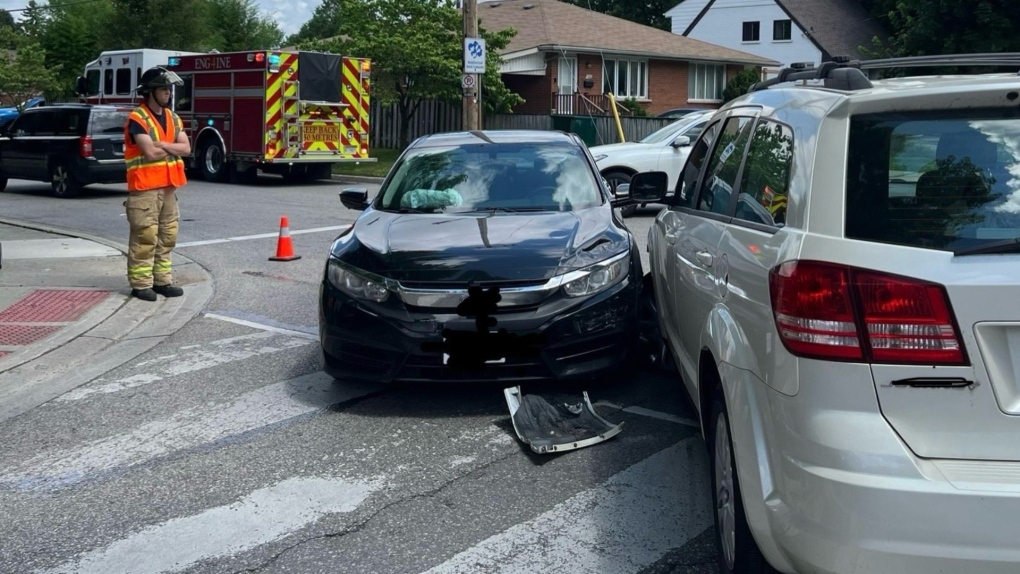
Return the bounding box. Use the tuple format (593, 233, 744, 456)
(652, 118, 721, 393)
(2, 112, 40, 179)
(25, 109, 58, 180)
(666, 112, 758, 388)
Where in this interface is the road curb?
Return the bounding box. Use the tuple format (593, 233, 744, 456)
(0, 216, 215, 423)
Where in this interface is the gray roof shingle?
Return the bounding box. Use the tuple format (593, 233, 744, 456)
(478, 0, 777, 66)
(774, 0, 888, 60)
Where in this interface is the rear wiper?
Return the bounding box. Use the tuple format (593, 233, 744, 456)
(954, 237, 1020, 256)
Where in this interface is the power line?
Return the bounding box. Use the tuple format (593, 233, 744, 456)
(3, 0, 108, 14)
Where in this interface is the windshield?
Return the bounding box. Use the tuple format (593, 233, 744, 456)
(377, 142, 602, 213)
(846, 108, 1020, 254)
(91, 110, 129, 134)
(639, 113, 707, 144)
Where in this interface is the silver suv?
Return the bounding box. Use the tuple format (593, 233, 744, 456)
(631, 55, 1020, 573)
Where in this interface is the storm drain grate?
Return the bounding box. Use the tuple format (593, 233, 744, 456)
(0, 325, 60, 346)
(0, 290, 111, 323)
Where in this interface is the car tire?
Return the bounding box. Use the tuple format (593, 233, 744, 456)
(51, 163, 82, 198)
(200, 139, 228, 182)
(709, 387, 776, 574)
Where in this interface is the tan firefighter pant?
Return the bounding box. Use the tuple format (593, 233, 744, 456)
(125, 187, 179, 289)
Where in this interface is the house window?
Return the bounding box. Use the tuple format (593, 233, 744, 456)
(773, 19, 792, 41)
(742, 21, 760, 42)
(602, 58, 647, 99)
(689, 63, 725, 102)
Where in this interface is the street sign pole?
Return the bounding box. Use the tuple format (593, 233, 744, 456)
(462, 0, 480, 131)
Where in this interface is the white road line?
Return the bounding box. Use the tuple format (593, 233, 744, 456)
(57, 332, 313, 401)
(4, 372, 380, 491)
(595, 402, 701, 428)
(176, 225, 350, 248)
(204, 313, 318, 340)
(422, 438, 712, 574)
(39, 476, 383, 574)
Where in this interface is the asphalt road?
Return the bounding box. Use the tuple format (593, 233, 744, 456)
(0, 177, 719, 574)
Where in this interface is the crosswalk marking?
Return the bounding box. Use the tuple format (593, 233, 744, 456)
(39, 476, 383, 574)
(3, 372, 380, 491)
(57, 332, 313, 401)
(421, 438, 712, 574)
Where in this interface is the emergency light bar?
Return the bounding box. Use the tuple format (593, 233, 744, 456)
(168, 57, 180, 66)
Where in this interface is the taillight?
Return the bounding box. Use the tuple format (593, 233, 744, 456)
(769, 261, 967, 365)
(79, 136, 93, 158)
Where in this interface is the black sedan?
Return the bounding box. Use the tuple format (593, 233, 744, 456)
(319, 130, 656, 384)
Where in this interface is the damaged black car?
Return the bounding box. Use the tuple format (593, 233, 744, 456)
(319, 130, 649, 384)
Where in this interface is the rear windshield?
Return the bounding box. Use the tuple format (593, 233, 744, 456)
(90, 110, 129, 134)
(377, 142, 602, 213)
(846, 108, 1020, 253)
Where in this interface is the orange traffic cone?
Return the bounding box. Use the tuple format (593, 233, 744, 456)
(269, 216, 302, 261)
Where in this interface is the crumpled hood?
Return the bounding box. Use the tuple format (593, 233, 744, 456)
(334, 209, 629, 284)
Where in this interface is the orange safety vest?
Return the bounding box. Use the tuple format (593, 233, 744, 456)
(124, 105, 187, 192)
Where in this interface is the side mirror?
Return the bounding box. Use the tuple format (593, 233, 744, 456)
(629, 172, 669, 202)
(339, 187, 369, 211)
(670, 135, 691, 148)
(75, 76, 87, 97)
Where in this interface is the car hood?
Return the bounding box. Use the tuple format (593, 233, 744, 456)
(333, 208, 629, 283)
(590, 142, 654, 156)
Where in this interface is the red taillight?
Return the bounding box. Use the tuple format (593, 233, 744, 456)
(79, 136, 93, 158)
(769, 261, 966, 365)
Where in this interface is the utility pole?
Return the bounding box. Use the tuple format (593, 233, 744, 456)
(462, 0, 480, 131)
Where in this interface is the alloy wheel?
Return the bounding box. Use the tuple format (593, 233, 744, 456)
(715, 411, 736, 570)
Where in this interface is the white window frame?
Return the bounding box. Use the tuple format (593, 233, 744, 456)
(689, 62, 725, 103)
(602, 58, 648, 100)
(773, 19, 792, 42)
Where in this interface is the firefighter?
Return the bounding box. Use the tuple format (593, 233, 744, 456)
(123, 67, 191, 301)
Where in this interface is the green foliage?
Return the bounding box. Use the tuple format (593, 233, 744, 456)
(723, 67, 760, 103)
(104, 0, 218, 51)
(860, 0, 1020, 59)
(207, 0, 284, 52)
(304, 0, 522, 148)
(561, 0, 674, 31)
(617, 97, 648, 117)
(0, 28, 63, 106)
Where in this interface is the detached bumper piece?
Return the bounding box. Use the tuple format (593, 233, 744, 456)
(504, 386, 623, 454)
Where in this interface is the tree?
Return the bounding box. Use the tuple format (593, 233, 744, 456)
(34, 0, 115, 99)
(860, 0, 1020, 58)
(207, 0, 284, 51)
(0, 10, 14, 30)
(104, 0, 218, 51)
(287, 0, 369, 45)
(0, 28, 63, 108)
(562, 0, 675, 31)
(723, 67, 760, 103)
(307, 0, 522, 148)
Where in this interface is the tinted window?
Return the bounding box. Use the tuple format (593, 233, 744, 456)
(86, 70, 101, 96)
(116, 68, 132, 95)
(90, 110, 130, 134)
(734, 120, 793, 227)
(56, 110, 83, 135)
(675, 120, 722, 207)
(175, 75, 193, 112)
(9, 112, 39, 136)
(696, 116, 755, 216)
(33, 111, 57, 136)
(846, 109, 1020, 252)
(379, 143, 600, 213)
(104, 69, 114, 95)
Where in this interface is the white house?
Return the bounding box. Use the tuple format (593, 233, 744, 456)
(665, 0, 886, 75)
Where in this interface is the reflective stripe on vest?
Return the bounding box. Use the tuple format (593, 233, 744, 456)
(124, 106, 187, 192)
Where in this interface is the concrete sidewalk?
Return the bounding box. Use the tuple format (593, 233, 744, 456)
(0, 218, 213, 423)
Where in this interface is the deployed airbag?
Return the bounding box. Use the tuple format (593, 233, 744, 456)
(504, 386, 623, 454)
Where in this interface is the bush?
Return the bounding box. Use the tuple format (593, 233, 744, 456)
(723, 67, 763, 103)
(617, 97, 649, 117)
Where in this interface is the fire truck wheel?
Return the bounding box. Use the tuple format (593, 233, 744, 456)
(200, 140, 228, 183)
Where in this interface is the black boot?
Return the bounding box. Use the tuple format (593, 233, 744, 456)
(131, 288, 157, 302)
(153, 284, 184, 297)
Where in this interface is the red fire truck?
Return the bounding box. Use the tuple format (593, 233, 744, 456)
(76, 48, 373, 183)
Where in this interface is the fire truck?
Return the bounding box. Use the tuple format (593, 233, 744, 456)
(76, 48, 373, 183)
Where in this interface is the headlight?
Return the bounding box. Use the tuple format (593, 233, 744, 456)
(327, 259, 390, 303)
(562, 252, 630, 298)
(593, 154, 608, 162)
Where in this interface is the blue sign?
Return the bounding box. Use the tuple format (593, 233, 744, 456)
(464, 37, 486, 74)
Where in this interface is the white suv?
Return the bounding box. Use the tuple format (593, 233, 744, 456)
(632, 55, 1020, 573)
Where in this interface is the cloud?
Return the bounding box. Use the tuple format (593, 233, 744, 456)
(260, 0, 316, 36)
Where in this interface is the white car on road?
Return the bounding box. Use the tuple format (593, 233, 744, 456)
(592, 110, 712, 216)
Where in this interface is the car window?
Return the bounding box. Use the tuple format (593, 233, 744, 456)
(33, 111, 57, 136)
(675, 120, 722, 208)
(846, 108, 1020, 252)
(639, 113, 707, 144)
(90, 110, 130, 134)
(695, 116, 756, 216)
(733, 120, 793, 227)
(55, 110, 82, 135)
(9, 112, 38, 136)
(378, 142, 601, 213)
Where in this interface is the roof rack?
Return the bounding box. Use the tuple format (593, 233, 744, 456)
(749, 53, 1020, 93)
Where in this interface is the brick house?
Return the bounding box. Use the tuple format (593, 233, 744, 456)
(477, 0, 777, 116)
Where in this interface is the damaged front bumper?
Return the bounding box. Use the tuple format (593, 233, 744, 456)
(504, 386, 623, 454)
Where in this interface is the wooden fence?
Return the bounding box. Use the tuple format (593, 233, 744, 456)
(369, 100, 675, 149)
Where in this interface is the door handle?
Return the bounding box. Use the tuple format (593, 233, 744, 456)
(696, 251, 714, 267)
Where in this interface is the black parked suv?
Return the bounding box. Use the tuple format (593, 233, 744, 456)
(0, 104, 132, 198)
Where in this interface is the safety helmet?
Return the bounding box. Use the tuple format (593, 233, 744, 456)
(136, 67, 184, 95)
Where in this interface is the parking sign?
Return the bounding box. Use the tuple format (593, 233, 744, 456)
(464, 38, 486, 74)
